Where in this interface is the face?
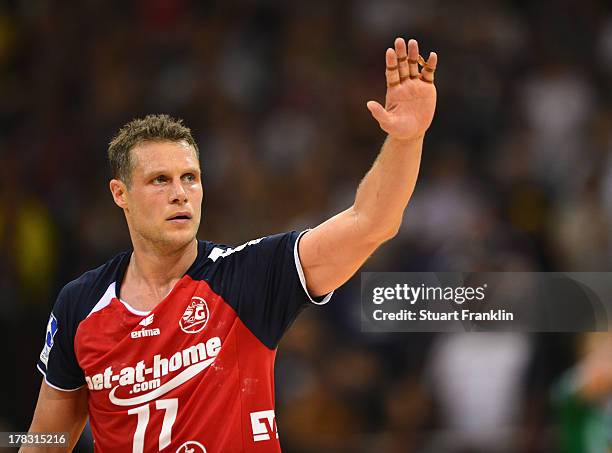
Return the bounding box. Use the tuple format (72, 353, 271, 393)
(110, 140, 203, 252)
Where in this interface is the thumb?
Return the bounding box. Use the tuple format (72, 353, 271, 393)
(366, 101, 389, 125)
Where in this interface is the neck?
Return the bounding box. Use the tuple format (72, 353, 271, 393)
(129, 238, 198, 289)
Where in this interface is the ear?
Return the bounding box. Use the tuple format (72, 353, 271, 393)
(109, 179, 128, 210)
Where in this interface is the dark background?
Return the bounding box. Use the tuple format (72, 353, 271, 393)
(1, 0, 611, 451)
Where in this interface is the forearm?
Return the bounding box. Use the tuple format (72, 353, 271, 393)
(352, 134, 424, 239)
(298, 37, 436, 295)
(21, 415, 86, 452)
(20, 382, 89, 452)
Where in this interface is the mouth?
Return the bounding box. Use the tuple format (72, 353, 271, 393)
(166, 212, 192, 222)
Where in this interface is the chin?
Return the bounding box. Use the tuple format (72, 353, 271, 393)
(170, 230, 197, 246)
(155, 229, 197, 251)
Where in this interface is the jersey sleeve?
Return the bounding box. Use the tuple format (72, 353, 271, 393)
(37, 282, 86, 391)
(209, 230, 333, 349)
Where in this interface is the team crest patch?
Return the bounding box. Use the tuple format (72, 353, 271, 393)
(176, 441, 207, 453)
(40, 313, 58, 366)
(179, 297, 209, 334)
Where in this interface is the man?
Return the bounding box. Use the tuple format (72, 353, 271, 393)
(24, 37, 437, 452)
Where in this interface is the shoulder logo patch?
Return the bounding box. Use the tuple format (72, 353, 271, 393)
(40, 313, 58, 366)
(179, 297, 209, 334)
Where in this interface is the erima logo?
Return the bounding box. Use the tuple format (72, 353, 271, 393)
(85, 336, 222, 406)
(139, 314, 154, 326)
(131, 314, 161, 339)
(40, 313, 58, 366)
(250, 410, 278, 442)
(208, 238, 264, 262)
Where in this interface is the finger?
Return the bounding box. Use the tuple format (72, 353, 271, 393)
(385, 48, 400, 88)
(407, 39, 419, 79)
(366, 100, 390, 125)
(394, 37, 409, 82)
(419, 51, 437, 84)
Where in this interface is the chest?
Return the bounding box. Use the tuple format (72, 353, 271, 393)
(74, 279, 239, 395)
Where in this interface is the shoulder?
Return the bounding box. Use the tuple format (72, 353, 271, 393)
(55, 251, 130, 319)
(185, 239, 229, 280)
(188, 233, 300, 273)
(206, 232, 300, 262)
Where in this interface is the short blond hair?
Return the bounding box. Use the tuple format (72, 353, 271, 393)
(108, 114, 199, 186)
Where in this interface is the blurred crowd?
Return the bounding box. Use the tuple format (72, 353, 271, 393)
(2, 0, 612, 451)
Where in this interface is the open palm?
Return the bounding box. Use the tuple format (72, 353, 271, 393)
(367, 38, 438, 142)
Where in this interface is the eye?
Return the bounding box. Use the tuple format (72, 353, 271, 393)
(152, 175, 168, 184)
(183, 173, 197, 182)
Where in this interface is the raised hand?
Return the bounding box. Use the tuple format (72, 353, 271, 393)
(367, 38, 438, 142)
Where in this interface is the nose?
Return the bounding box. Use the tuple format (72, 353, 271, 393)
(170, 180, 188, 204)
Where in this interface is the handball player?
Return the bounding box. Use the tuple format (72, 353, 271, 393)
(23, 37, 437, 452)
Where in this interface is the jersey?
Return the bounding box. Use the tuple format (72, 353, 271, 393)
(36, 231, 332, 453)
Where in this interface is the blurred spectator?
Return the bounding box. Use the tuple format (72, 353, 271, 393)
(422, 333, 532, 453)
(553, 333, 612, 453)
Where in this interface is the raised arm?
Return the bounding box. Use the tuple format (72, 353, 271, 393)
(20, 380, 89, 452)
(299, 37, 438, 296)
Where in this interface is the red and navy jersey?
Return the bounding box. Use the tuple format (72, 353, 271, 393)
(37, 231, 331, 453)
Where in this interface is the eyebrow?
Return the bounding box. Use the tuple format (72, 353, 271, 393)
(142, 167, 201, 179)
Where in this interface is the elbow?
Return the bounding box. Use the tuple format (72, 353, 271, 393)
(357, 210, 402, 244)
(378, 220, 402, 242)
